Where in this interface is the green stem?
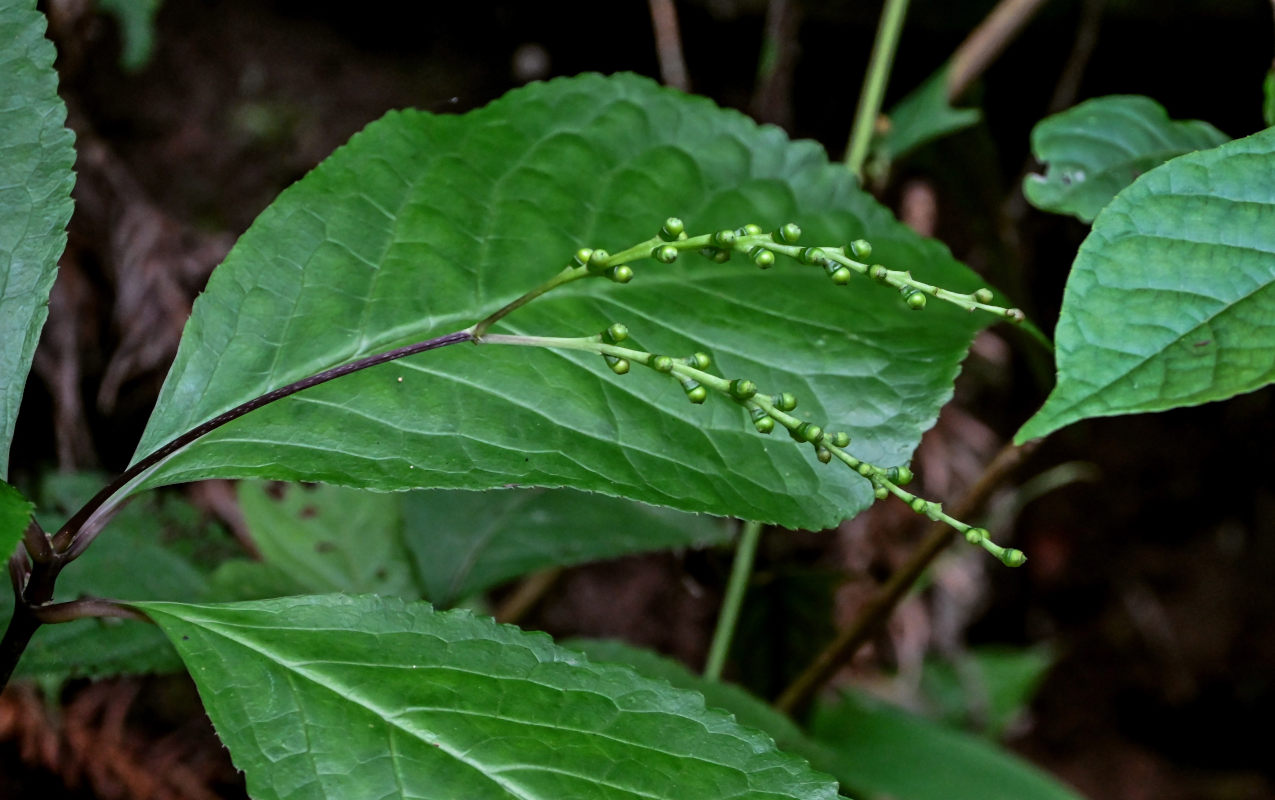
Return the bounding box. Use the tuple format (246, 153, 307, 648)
(704, 519, 764, 681)
(845, 0, 912, 179)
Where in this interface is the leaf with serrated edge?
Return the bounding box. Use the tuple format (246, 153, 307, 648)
(0, 481, 33, 562)
(136, 595, 841, 800)
(1023, 95, 1228, 223)
(134, 73, 991, 530)
(1018, 126, 1275, 442)
(0, 0, 77, 479)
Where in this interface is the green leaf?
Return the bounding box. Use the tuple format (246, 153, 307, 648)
(1017, 126, 1275, 442)
(136, 595, 841, 800)
(133, 73, 991, 531)
(4, 474, 215, 682)
(868, 64, 981, 180)
(97, 0, 163, 71)
(0, 0, 77, 480)
(1023, 95, 1228, 222)
(810, 690, 1083, 800)
(402, 488, 732, 607)
(0, 480, 33, 561)
(920, 645, 1054, 739)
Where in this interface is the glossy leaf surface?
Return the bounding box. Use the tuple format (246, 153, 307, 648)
(134, 73, 991, 530)
(1018, 126, 1275, 441)
(0, 0, 76, 479)
(1023, 95, 1227, 222)
(138, 595, 841, 800)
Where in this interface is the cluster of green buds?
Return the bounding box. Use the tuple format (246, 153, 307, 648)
(536, 321, 1025, 567)
(559, 217, 1025, 323)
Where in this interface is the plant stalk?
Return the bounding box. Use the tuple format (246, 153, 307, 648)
(703, 519, 764, 681)
(845, 0, 912, 179)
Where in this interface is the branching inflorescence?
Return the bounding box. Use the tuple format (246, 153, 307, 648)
(471, 218, 1028, 567)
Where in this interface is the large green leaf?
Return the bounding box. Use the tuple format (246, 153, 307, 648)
(401, 487, 732, 607)
(1017, 126, 1275, 442)
(137, 595, 841, 800)
(133, 73, 990, 531)
(1023, 95, 1228, 222)
(6, 474, 215, 681)
(810, 690, 1083, 800)
(0, 0, 77, 480)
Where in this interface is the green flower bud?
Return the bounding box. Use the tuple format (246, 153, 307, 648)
(772, 223, 802, 244)
(798, 246, 826, 265)
(1001, 549, 1027, 567)
(653, 245, 679, 264)
(830, 431, 850, 448)
(1006, 308, 1026, 324)
(699, 247, 731, 263)
(825, 263, 852, 285)
(604, 355, 630, 374)
(906, 291, 927, 310)
(607, 265, 633, 284)
(713, 229, 737, 247)
(603, 323, 629, 344)
(910, 497, 929, 514)
(847, 239, 872, 260)
(791, 422, 823, 444)
(684, 352, 711, 370)
(749, 247, 775, 269)
(651, 355, 675, 373)
(873, 485, 889, 500)
(659, 217, 685, 241)
(816, 447, 832, 464)
(964, 527, 987, 544)
(742, 223, 763, 236)
(587, 249, 611, 272)
(973, 288, 995, 304)
(857, 463, 873, 477)
(729, 379, 758, 401)
(888, 465, 913, 485)
(573, 248, 594, 267)
(774, 392, 797, 412)
(749, 406, 775, 434)
(869, 265, 889, 283)
(680, 378, 707, 404)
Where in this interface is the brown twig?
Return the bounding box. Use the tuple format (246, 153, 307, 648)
(648, 0, 690, 91)
(947, 0, 1053, 102)
(774, 438, 1039, 714)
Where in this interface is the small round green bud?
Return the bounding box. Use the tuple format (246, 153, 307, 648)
(699, 247, 730, 263)
(965, 527, 986, 544)
(795, 422, 823, 443)
(773, 223, 802, 244)
(750, 247, 775, 269)
(873, 485, 889, 500)
(742, 223, 763, 236)
(830, 431, 850, 448)
(857, 463, 874, 477)
(847, 239, 872, 260)
(651, 355, 675, 373)
(605, 356, 630, 375)
(713, 229, 737, 247)
(607, 265, 634, 284)
(749, 406, 775, 434)
(774, 392, 797, 412)
(603, 323, 629, 344)
(829, 266, 852, 285)
(906, 291, 927, 310)
(729, 379, 758, 401)
(684, 352, 711, 370)
(798, 247, 826, 265)
(817, 447, 832, 463)
(869, 265, 889, 283)
(973, 288, 995, 304)
(659, 217, 685, 241)
(1001, 549, 1028, 568)
(1006, 308, 1026, 324)
(680, 378, 707, 404)
(573, 248, 594, 267)
(884, 465, 913, 485)
(654, 245, 679, 264)
(587, 249, 611, 272)
(910, 497, 929, 514)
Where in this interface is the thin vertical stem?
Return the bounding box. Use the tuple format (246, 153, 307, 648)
(648, 0, 691, 91)
(845, 0, 912, 179)
(703, 519, 764, 681)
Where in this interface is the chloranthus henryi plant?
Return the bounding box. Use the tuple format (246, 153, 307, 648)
(471, 217, 1028, 567)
